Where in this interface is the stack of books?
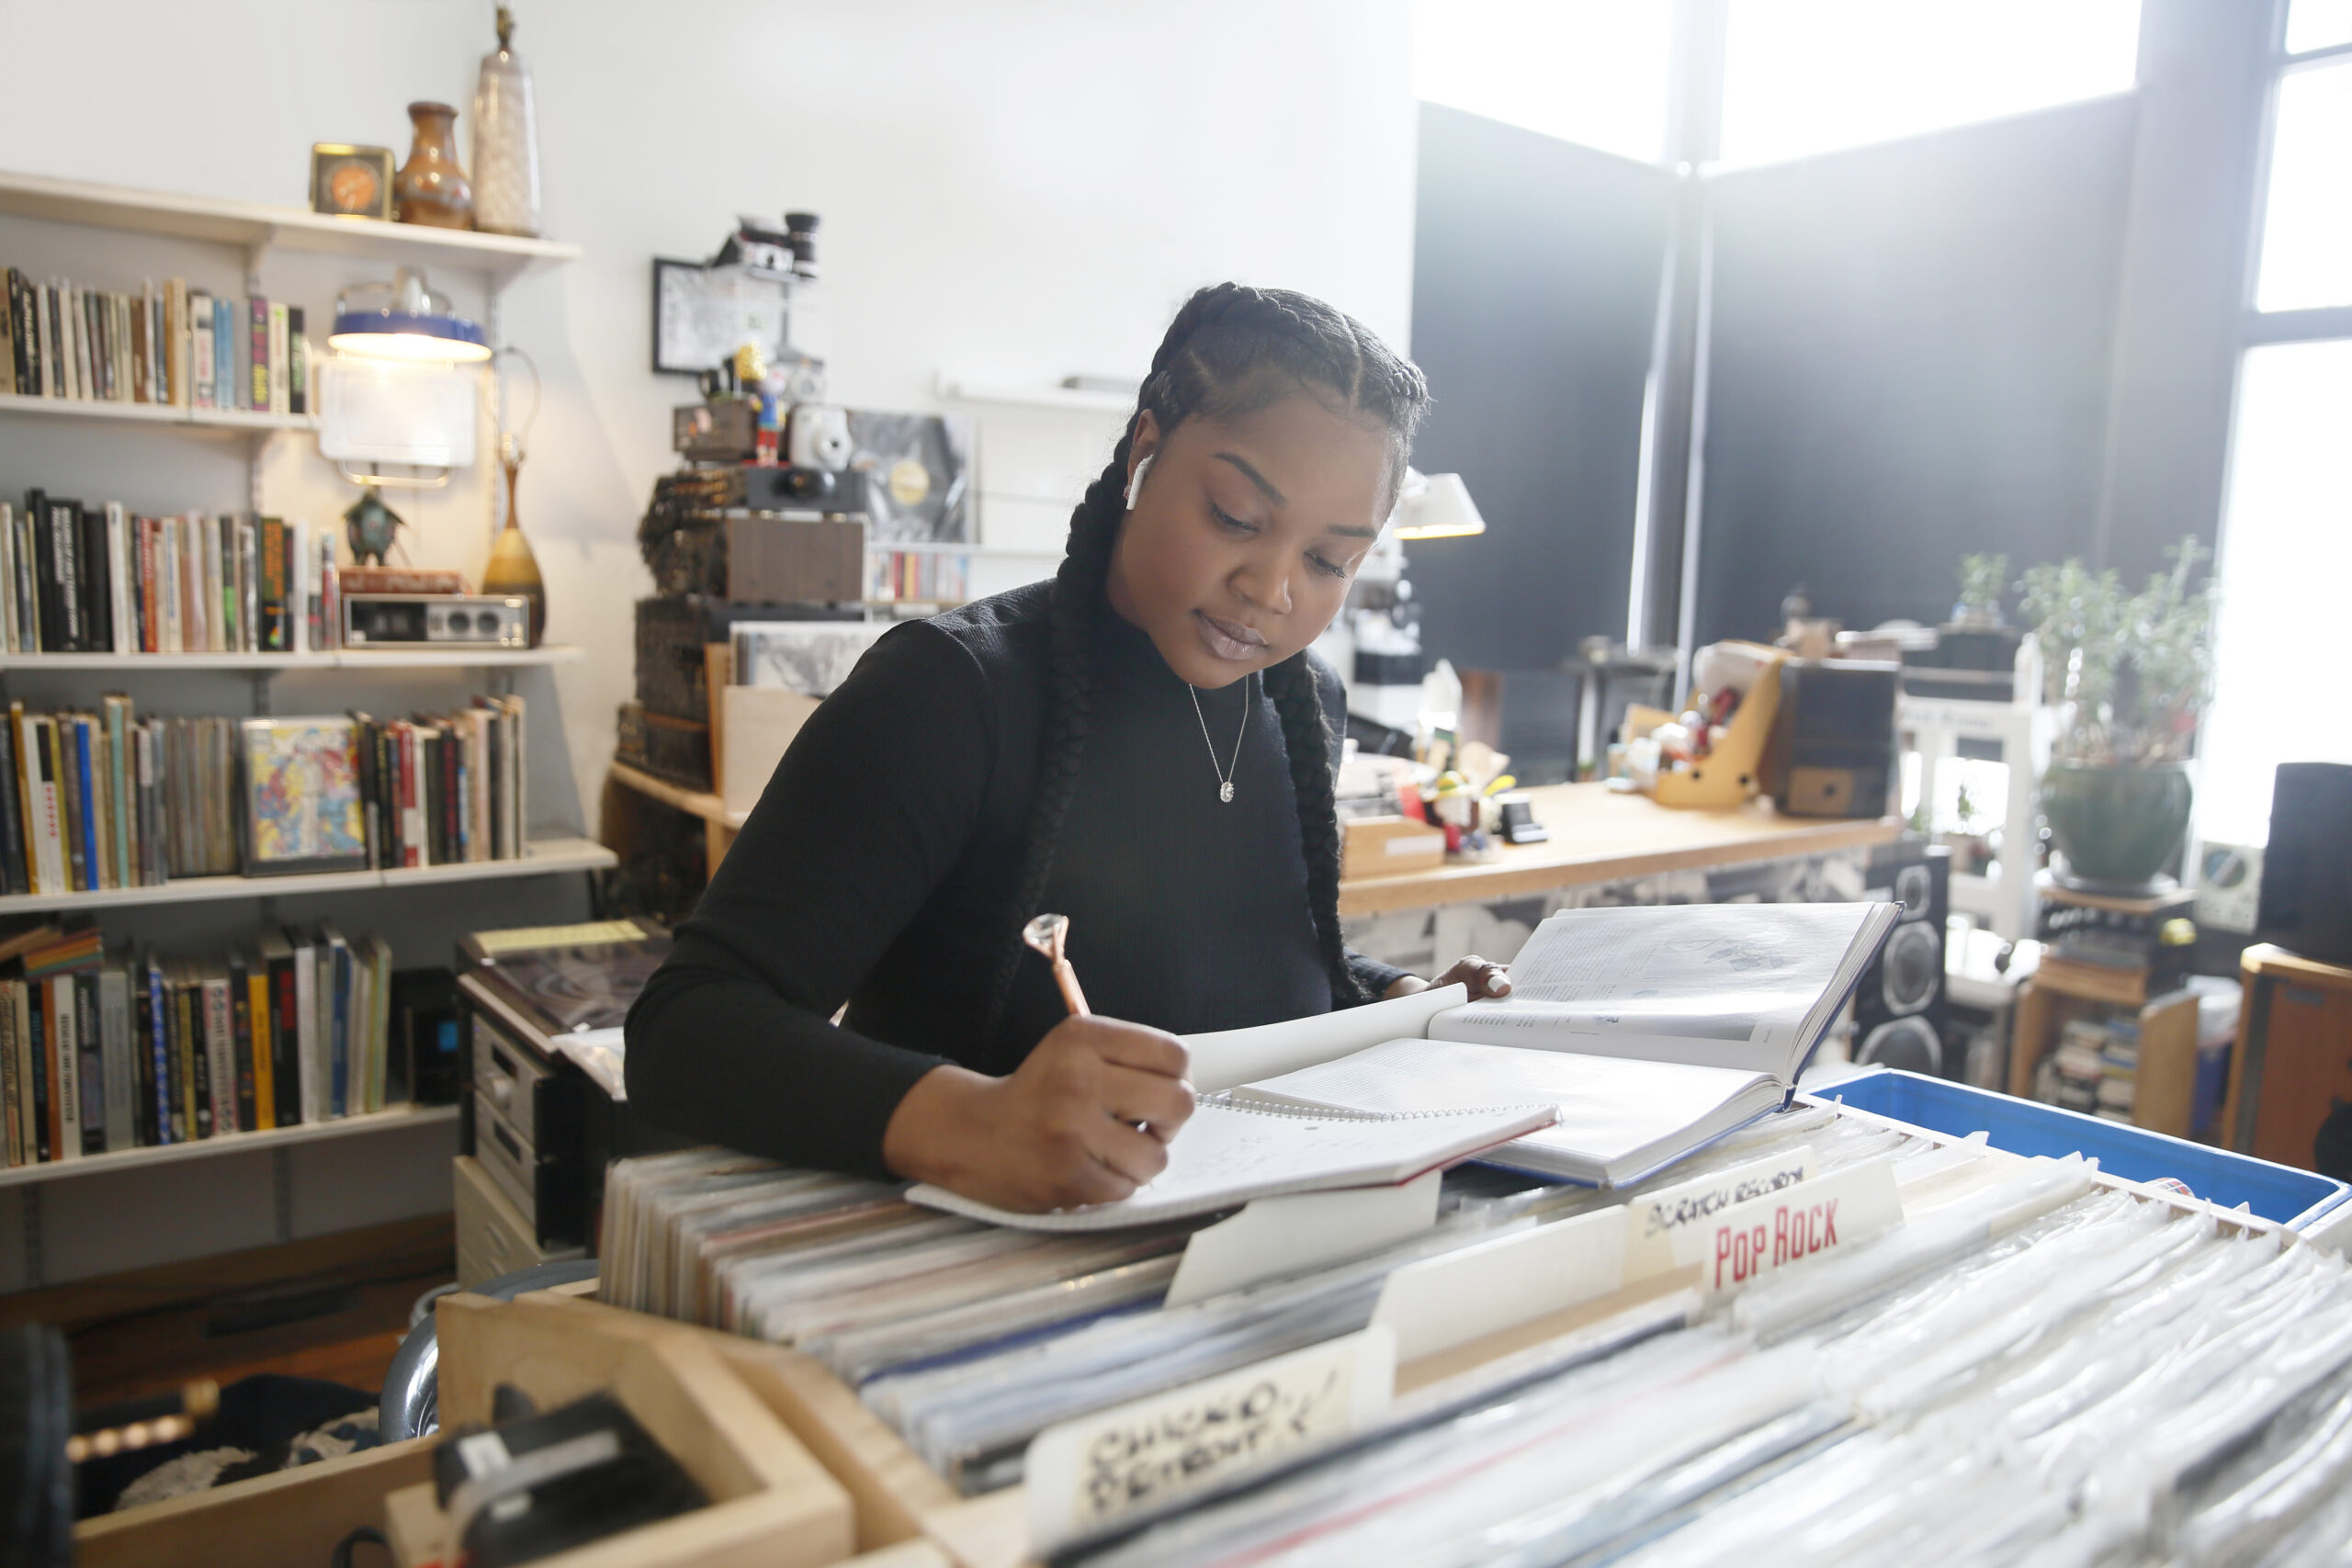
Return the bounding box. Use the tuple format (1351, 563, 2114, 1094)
(0, 919, 397, 1166)
(1, 270, 309, 415)
(0, 694, 529, 897)
(2041, 1015, 2139, 1122)
(0, 493, 339, 654)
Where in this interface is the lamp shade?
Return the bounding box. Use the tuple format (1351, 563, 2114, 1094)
(1392, 468, 1486, 540)
(329, 266, 492, 364)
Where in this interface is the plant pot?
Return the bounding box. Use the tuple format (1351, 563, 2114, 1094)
(2041, 760, 2193, 890)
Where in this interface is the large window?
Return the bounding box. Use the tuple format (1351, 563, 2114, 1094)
(2204, 4, 2352, 848)
(1717, 0, 2141, 164)
(1411, 0, 1676, 164)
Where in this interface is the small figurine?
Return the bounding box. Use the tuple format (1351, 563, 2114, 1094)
(343, 487, 406, 566)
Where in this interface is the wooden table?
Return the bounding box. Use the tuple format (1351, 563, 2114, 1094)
(1337, 783, 1901, 918)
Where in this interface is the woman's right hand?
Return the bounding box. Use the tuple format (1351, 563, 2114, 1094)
(880, 1015, 1195, 1213)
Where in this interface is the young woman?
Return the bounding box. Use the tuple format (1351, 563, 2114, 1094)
(626, 283, 1511, 1213)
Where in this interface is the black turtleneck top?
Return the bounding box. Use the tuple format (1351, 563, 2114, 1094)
(624, 581, 1408, 1177)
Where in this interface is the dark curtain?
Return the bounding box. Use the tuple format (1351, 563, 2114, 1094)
(1407, 102, 1672, 673)
(1692, 96, 2139, 645)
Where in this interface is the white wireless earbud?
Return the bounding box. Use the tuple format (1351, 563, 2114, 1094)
(1125, 454, 1156, 511)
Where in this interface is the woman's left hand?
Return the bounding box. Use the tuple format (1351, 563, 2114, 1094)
(1385, 954, 1512, 1002)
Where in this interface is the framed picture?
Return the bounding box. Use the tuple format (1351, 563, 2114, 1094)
(311, 143, 396, 220)
(652, 257, 792, 376)
(240, 717, 368, 875)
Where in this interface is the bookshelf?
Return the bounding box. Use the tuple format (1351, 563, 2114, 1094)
(0, 835, 614, 916)
(0, 644, 582, 671)
(0, 390, 315, 436)
(0, 169, 599, 1285)
(0, 168, 580, 291)
(0, 1101, 459, 1190)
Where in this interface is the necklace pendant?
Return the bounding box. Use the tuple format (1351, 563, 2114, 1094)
(1219, 781, 1234, 804)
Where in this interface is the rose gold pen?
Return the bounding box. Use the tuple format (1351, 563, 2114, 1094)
(1023, 912, 1089, 1015)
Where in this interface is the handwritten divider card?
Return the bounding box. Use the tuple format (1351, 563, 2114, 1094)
(1372, 1205, 1629, 1364)
(1668, 1155, 1905, 1295)
(1023, 1325, 1398, 1552)
(1164, 1171, 1442, 1308)
(1624, 1145, 1817, 1280)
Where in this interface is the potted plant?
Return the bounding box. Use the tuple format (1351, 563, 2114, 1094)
(2019, 537, 2218, 890)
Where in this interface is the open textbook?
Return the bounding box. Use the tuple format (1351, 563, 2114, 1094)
(1212, 900, 1901, 1186)
(915, 901, 1897, 1227)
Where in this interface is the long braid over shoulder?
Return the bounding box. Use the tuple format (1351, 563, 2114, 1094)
(978, 284, 1430, 1048)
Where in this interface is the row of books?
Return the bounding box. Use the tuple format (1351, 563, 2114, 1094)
(2041, 1014, 2141, 1122)
(0, 921, 395, 1168)
(868, 549, 967, 604)
(0, 694, 531, 898)
(1, 496, 337, 655)
(2, 270, 309, 415)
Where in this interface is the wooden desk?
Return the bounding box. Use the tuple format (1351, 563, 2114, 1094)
(1337, 783, 1901, 918)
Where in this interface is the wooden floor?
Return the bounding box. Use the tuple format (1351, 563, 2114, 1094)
(0, 1215, 452, 1407)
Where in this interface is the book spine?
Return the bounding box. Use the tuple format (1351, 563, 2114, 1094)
(176, 976, 206, 1139)
(287, 305, 307, 417)
(56, 718, 85, 894)
(204, 976, 235, 1135)
(288, 518, 310, 655)
(28, 717, 62, 895)
(75, 973, 103, 1156)
(72, 716, 97, 894)
(77, 501, 109, 655)
(247, 964, 276, 1131)
(259, 517, 286, 651)
(27, 982, 51, 1161)
(248, 297, 268, 412)
(106, 502, 130, 654)
(0, 716, 22, 899)
(267, 303, 288, 417)
(329, 938, 351, 1118)
(161, 515, 182, 654)
(49, 978, 78, 1162)
(190, 292, 214, 409)
(203, 513, 226, 653)
(130, 960, 155, 1145)
(0, 986, 17, 1166)
(270, 953, 300, 1126)
(98, 967, 132, 1152)
(228, 961, 256, 1132)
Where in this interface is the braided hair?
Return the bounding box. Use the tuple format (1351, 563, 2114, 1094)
(979, 283, 1431, 1047)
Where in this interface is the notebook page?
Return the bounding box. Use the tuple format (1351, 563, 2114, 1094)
(1183, 983, 1468, 1093)
(1236, 1038, 1779, 1176)
(1429, 903, 1884, 1076)
(907, 1097, 1554, 1232)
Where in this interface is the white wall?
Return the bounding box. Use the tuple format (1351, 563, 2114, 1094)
(0, 0, 1420, 814)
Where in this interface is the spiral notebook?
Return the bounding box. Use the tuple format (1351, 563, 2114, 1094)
(906, 1099, 1558, 1232)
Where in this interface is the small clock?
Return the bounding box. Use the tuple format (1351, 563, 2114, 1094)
(311, 143, 395, 220)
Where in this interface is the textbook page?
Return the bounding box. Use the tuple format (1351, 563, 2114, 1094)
(1429, 903, 1894, 1078)
(1235, 1037, 1783, 1186)
(907, 1097, 1555, 1232)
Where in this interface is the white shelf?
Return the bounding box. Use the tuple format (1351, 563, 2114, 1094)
(0, 644, 584, 672)
(934, 372, 1135, 415)
(0, 835, 615, 914)
(0, 168, 580, 289)
(0, 1101, 458, 1189)
(0, 390, 315, 434)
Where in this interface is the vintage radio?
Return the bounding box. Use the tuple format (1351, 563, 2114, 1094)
(345, 592, 530, 647)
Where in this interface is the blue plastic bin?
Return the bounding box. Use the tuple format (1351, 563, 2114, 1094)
(1808, 1069, 2349, 1230)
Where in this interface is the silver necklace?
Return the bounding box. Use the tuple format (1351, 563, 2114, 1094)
(1187, 672, 1251, 804)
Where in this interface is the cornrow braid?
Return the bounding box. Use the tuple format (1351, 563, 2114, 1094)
(977, 283, 1430, 1049)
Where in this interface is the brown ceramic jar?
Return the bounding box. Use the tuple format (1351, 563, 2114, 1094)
(394, 101, 474, 229)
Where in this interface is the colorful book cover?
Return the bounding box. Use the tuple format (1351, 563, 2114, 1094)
(213, 297, 233, 412)
(238, 717, 367, 876)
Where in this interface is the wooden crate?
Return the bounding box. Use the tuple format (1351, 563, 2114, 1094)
(74, 1438, 439, 1568)
(429, 1291, 856, 1568)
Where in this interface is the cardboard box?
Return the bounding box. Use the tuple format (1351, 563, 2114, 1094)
(1341, 815, 1447, 880)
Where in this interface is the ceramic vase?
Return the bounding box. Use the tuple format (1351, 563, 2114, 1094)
(394, 101, 473, 230)
(471, 7, 542, 237)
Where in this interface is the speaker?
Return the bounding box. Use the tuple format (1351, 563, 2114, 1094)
(2258, 762, 2352, 968)
(1853, 842, 1951, 1076)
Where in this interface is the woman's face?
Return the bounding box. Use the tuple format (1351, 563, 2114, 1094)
(1104, 388, 1393, 691)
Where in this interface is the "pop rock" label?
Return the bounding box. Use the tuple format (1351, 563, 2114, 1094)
(1668, 1156, 1904, 1294)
